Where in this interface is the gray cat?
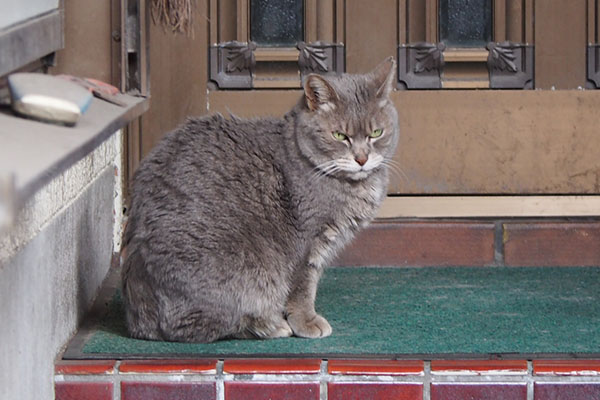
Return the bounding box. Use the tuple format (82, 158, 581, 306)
(121, 58, 399, 343)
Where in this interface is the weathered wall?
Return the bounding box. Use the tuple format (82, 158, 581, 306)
(0, 132, 121, 400)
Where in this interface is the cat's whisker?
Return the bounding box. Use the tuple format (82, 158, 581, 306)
(310, 169, 327, 180)
(311, 163, 340, 181)
(322, 163, 340, 173)
(311, 161, 337, 180)
(314, 168, 337, 181)
(381, 161, 405, 180)
(391, 166, 408, 183)
(381, 158, 409, 183)
(381, 157, 401, 168)
(314, 165, 344, 183)
(334, 158, 361, 173)
(315, 160, 336, 169)
(385, 166, 405, 182)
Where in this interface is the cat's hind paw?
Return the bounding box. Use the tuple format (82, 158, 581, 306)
(243, 316, 293, 339)
(269, 322, 294, 338)
(287, 313, 332, 338)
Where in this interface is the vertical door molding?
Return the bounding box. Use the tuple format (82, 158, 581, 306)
(398, 0, 442, 88)
(122, 0, 150, 95)
(535, 0, 586, 89)
(586, 0, 600, 88)
(487, 0, 534, 89)
(236, 0, 249, 42)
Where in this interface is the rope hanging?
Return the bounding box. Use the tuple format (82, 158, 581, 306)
(150, 0, 194, 36)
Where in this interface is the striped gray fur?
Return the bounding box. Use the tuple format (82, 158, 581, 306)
(121, 58, 399, 342)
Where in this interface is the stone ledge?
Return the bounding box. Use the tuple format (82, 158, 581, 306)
(0, 94, 147, 232)
(0, 131, 121, 264)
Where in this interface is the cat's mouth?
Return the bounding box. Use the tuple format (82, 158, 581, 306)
(349, 171, 370, 180)
(341, 163, 380, 181)
(315, 154, 386, 181)
(316, 157, 382, 181)
(342, 157, 383, 181)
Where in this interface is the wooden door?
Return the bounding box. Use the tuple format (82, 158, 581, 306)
(141, 0, 600, 217)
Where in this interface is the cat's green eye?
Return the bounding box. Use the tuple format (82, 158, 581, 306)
(370, 128, 383, 139)
(332, 131, 348, 141)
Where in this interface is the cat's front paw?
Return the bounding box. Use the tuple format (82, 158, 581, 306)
(287, 313, 332, 338)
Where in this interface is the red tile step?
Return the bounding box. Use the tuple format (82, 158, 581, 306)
(119, 359, 217, 374)
(223, 358, 321, 374)
(534, 383, 600, 400)
(328, 359, 424, 375)
(431, 383, 528, 400)
(225, 382, 319, 400)
(431, 359, 528, 375)
(55, 358, 600, 399)
(55, 382, 113, 400)
(533, 361, 600, 399)
(121, 382, 216, 400)
(55, 360, 116, 375)
(534, 360, 600, 376)
(328, 382, 423, 400)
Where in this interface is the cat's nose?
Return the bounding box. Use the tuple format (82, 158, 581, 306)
(355, 155, 368, 166)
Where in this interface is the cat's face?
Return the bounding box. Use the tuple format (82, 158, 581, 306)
(295, 58, 399, 182)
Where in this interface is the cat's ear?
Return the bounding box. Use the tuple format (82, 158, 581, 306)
(371, 57, 396, 99)
(304, 74, 338, 112)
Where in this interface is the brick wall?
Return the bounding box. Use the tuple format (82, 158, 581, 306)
(336, 219, 600, 267)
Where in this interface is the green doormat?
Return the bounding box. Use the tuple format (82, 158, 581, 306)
(69, 267, 600, 359)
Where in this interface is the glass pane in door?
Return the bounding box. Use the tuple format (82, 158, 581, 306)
(439, 0, 492, 47)
(250, 0, 304, 47)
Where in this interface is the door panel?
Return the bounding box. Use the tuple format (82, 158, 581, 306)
(208, 90, 299, 117)
(208, 89, 600, 194)
(345, 0, 397, 73)
(535, 0, 587, 89)
(391, 90, 600, 194)
(135, 0, 600, 204)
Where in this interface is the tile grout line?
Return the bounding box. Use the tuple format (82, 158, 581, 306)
(527, 360, 534, 400)
(216, 359, 225, 400)
(114, 360, 121, 400)
(320, 359, 328, 400)
(423, 361, 431, 400)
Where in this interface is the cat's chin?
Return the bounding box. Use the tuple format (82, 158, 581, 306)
(348, 171, 370, 181)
